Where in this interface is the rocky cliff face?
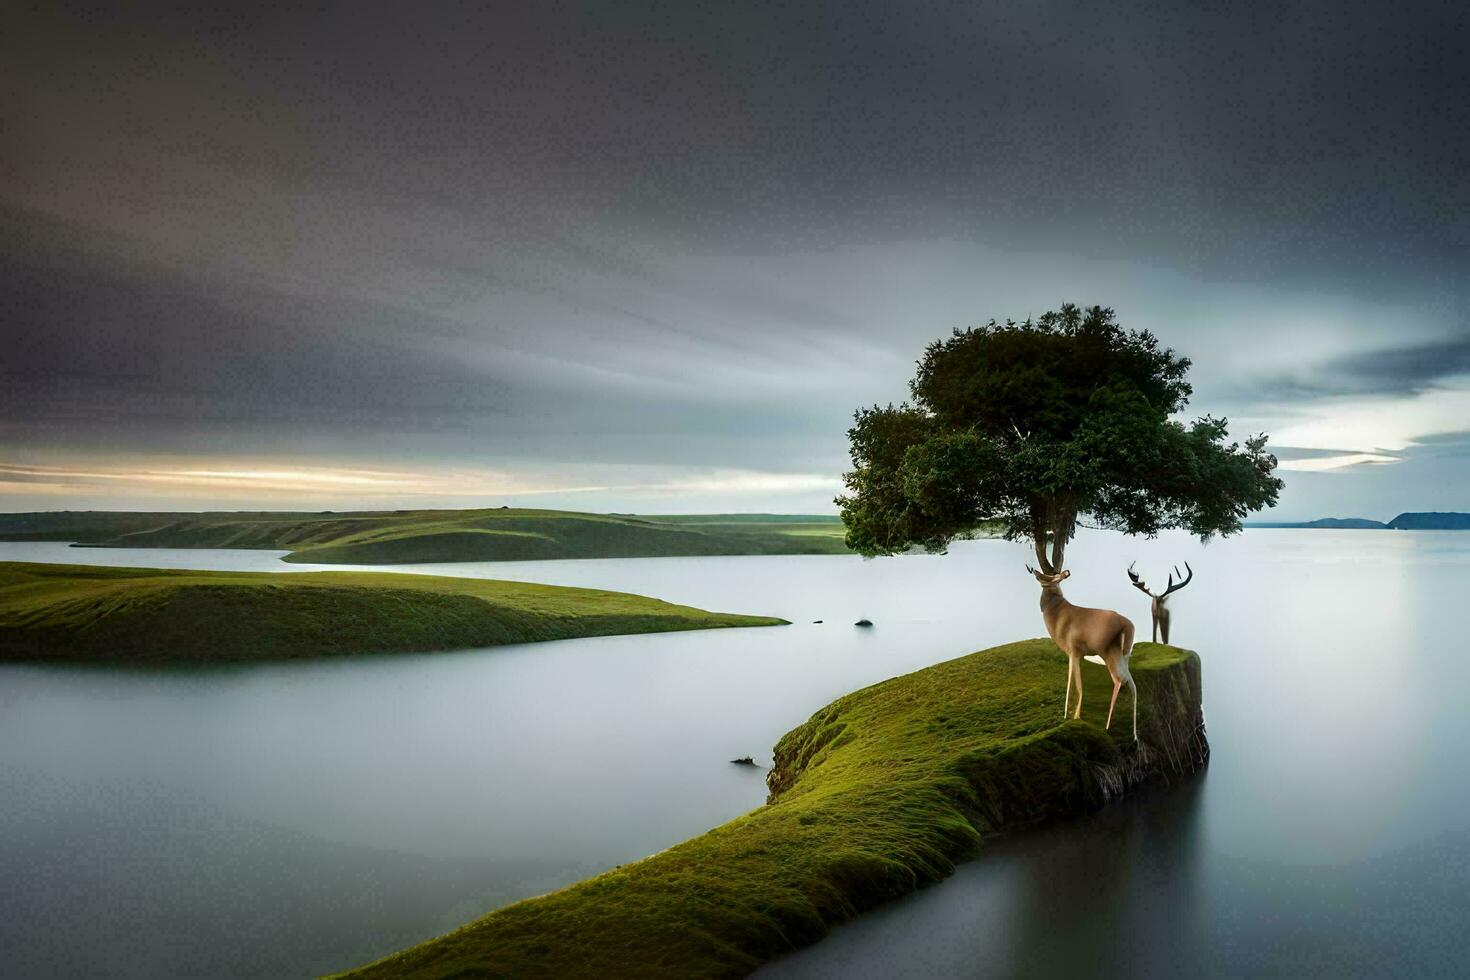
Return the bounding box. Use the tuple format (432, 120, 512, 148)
(1095, 647, 1208, 798)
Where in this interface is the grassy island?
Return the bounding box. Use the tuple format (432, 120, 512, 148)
(338, 640, 1207, 978)
(0, 508, 853, 564)
(0, 562, 785, 664)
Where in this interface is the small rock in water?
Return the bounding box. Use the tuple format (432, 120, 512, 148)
(812, 619, 823, 624)
(730, 756, 757, 766)
(854, 618, 873, 627)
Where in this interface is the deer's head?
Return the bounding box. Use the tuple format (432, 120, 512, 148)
(1127, 561, 1192, 602)
(1026, 564, 1070, 589)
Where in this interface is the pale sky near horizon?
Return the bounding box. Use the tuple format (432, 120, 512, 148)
(4, 2, 1468, 521)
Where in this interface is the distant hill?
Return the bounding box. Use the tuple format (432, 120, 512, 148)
(1247, 517, 1387, 529)
(1387, 512, 1470, 530)
(1247, 512, 1470, 530)
(0, 507, 854, 564)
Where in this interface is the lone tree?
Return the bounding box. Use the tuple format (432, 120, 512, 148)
(838, 304, 1282, 573)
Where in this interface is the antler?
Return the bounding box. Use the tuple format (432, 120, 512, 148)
(1126, 561, 1156, 597)
(1161, 562, 1193, 596)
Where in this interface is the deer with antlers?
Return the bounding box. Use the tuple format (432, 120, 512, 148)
(1026, 564, 1137, 740)
(1127, 561, 1193, 644)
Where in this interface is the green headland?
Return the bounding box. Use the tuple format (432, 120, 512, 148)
(338, 640, 1207, 978)
(0, 561, 785, 664)
(0, 508, 853, 564)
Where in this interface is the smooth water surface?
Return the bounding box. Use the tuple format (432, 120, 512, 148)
(2, 531, 1468, 977)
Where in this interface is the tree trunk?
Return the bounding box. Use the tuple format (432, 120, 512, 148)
(1030, 495, 1077, 574)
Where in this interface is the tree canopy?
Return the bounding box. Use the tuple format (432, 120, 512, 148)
(837, 304, 1282, 572)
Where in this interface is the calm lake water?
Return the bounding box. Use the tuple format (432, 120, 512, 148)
(2, 531, 1468, 977)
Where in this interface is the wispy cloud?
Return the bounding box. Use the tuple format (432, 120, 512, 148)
(1275, 453, 1399, 473)
(0, 461, 837, 505)
(0, 462, 591, 498)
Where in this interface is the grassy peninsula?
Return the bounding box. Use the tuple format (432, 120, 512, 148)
(0, 562, 784, 664)
(0, 508, 852, 564)
(339, 640, 1206, 978)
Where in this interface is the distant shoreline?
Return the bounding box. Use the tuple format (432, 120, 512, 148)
(0, 507, 853, 564)
(1247, 511, 1470, 530)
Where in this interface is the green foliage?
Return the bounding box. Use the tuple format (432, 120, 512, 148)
(838, 304, 1282, 568)
(0, 509, 853, 564)
(0, 562, 784, 664)
(336, 641, 1203, 979)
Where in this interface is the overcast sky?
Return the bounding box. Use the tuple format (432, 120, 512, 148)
(4, 1, 1468, 519)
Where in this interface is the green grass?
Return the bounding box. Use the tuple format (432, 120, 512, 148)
(0, 508, 856, 564)
(0, 562, 786, 664)
(337, 640, 1206, 978)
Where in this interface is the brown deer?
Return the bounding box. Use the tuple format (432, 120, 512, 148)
(1127, 561, 1193, 644)
(1027, 565, 1138, 740)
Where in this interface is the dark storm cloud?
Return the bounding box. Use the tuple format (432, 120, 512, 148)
(1240, 332, 1470, 404)
(3, 0, 1469, 506)
(1328, 335, 1470, 394)
(1406, 430, 1470, 455)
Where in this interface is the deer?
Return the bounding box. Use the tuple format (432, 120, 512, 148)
(1127, 561, 1193, 644)
(1026, 565, 1138, 741)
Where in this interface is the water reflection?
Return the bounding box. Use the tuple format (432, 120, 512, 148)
(763, 779, 1206, 978)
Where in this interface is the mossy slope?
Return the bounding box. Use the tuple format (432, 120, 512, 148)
(0, 562, 785, 664)
(337, 640, 1206, 979)
(0, 508, 852, 563)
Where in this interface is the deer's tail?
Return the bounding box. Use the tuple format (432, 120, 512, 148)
(1120, 618, 1135, 661)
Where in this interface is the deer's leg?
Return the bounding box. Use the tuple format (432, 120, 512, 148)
(1160, 614, 1170, 645)
(1131, 679, 1138, 741)
(1151, 616, 1159, 643)
(1063, 657, 1073, 719)
(1106, 675, 1122, 729)
(1071, 657, 1084, 719)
